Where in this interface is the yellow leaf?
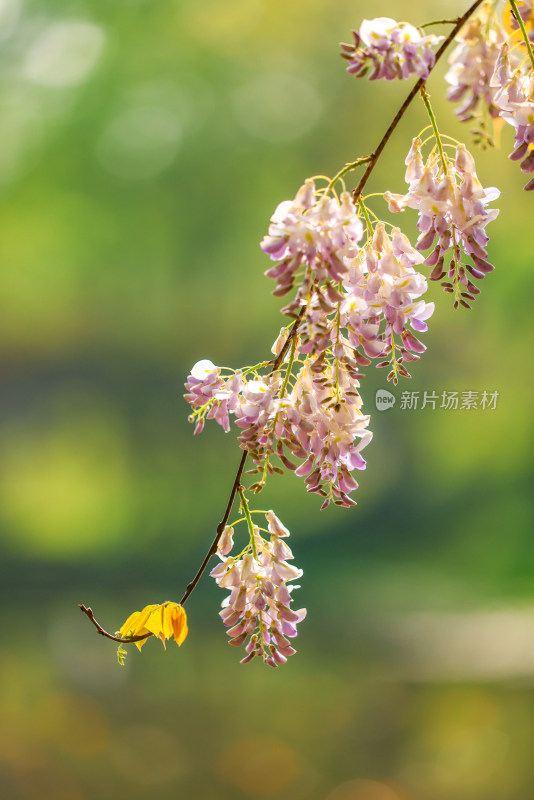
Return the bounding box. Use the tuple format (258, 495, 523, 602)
(119, 610, 141, 638)
(171, 605, 188, 645)
(162, 603, 175, 640)
(145, 606, 169, 645)
(133, 604, 158, 635)
(117, 601, 188, 654)
(134, 629, 150, 651)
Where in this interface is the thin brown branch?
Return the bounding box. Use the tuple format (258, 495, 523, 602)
(79, 312, 304, 645)
(79, 604, 151, 643)
(179, 449, 248, 606)
(179, 310, 304, 606)
(353, 0, 486, 200)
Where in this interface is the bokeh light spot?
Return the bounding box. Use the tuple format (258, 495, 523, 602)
(0, 91, 43, 183)
(233, 72, 322, 141)
(216, 735, 300, 795)
(24, 21, 106, 88)
(0, 0, 21, 39)
(182, 0, 262, 47)
(0, 401, 133, 557)
(111, 724, 188, 784)
(97, 106, 182, 179)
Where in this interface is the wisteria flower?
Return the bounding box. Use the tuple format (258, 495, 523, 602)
(278, 360, 372, 508)
(385, 138, 500, 304)
(492, 52, 534, 190)
(211, 510, 306, 666)
(185, 361, 244, 434)
(261, 179, 364, 305)
(341, 17, 443, 81)
(446, 8, 505, 123)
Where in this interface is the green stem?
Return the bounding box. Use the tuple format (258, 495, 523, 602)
(238, 486, 257, 558)
(420, 18, 460, 28)
(327, 156, 372, 192)
(420, 87, 448, 176)
(262, 333, 298, 485)
(451, 226, 460, 307)
(279, 335, 297, 399)
(335, 302, 341, 403)
(358, 197, 373, 235)
(510, 0, 534, 70)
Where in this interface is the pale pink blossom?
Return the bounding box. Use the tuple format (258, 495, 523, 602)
(492, 54, 534, 190)
(277, 361, 372, 508)
(386, 139, 500, 302)
(211, 513, 306, 666)
(446, 10, 505, 121)
(185, 362, 244, 434)
(341, 17, 443, 81)
(261, 179, 364, 303)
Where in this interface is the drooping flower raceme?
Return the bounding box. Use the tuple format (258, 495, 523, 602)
(446, 7, 505, 123)
(492, 49, 534, 191)
(210, 511, 306, 666)
(340, 17, 443, 81)
(184, 359, 244, 435)
(385, 138, 500, 306)
(277, 360, 372, 508)
(185, 352, 372, 507)
(261, 179, 364, 309)
(234, 374, 281, 462)
(341, 224, 435, 369)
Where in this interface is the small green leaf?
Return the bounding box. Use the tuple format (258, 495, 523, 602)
(117, 644, 127, 666)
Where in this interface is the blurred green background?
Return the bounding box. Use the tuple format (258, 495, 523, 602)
(1, 0, 533, 798)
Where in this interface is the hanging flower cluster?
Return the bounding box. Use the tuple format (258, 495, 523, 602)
(186, 170, 446, 508)
(445, 5, 505, 125)
(277, 360, 371, 508)
(260, 179, 364, 306)
(340, 17, 443, 81)
(443, 1, 534, 189)
(210, 510, 306, 666)
(341, 224, 435, 367)
(385, 139, 500, 307)
(186, 352, 371, 508)
(492, 48, 534, 189)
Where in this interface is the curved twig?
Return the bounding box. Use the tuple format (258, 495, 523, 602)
(79, 604, 151, 643)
